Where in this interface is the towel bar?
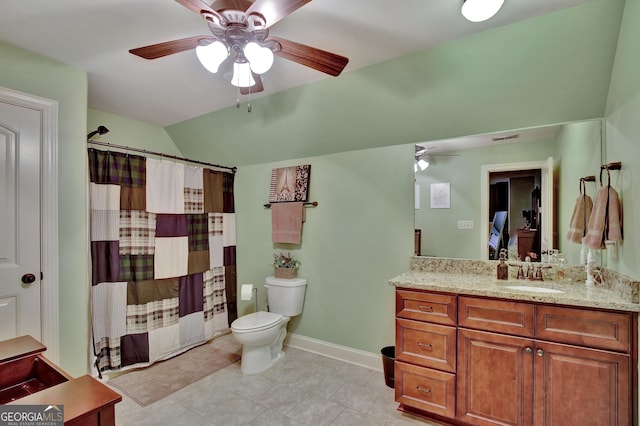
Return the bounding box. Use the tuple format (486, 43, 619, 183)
(264, 201, 318, 208)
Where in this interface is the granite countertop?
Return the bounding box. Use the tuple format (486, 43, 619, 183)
(389, 257, 640, 313)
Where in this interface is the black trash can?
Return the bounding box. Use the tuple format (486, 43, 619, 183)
(381, 346, 395, 388)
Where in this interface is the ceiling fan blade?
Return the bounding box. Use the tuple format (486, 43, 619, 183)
(240, 74, 265, 94)
(271, 36, 349, 76)
(246, 0, 311, 28)
(175, 0, 217, 15)
(210, 0, 253, 12)
(129, 36, 214, 60)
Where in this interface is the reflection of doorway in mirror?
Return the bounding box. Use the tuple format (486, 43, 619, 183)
(430, 183, 450, 209)
(481, 158, 552, 261)
(489, 171, 541, 261)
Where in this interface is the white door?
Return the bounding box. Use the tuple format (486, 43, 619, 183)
(0, 100, 42, 341)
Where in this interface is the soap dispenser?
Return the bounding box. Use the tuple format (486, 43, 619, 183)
(497, 249, 509, 280)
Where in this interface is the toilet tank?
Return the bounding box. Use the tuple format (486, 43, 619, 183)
(265, 276, 307, 317)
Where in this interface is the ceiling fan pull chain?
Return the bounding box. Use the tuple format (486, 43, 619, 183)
(247, 68, 252, 113)
(236, 84, 240, 109)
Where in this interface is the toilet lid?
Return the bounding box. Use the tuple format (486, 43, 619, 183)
(231, 311, 283, 332)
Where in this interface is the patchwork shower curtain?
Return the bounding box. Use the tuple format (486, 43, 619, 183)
(88, 148, 237, 372)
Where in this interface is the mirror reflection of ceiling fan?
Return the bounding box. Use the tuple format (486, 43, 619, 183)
(415, 145, 460, 171)
(129, 0, 349, 95)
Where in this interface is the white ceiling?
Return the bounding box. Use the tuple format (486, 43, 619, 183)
(0, 0, 590, 127)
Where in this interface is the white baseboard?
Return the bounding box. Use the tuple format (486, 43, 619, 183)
(284, 333, 383, 372)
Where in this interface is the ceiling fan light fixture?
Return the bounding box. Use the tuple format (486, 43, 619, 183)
(461, 0, 505, 22)
(231, 61, 256, 88)
(417, 158, 430, 171)
(196, 41, 229, 73)
(244, 42, 274, 74)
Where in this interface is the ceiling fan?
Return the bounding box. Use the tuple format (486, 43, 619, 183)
(415, 145, 461, 171)
(129, 0, 349, 95)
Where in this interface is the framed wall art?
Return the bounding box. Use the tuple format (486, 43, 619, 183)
(269, 164, 311, 202)
(430, 182, 450, 209)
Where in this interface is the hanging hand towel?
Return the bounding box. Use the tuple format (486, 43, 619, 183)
(272, 202, 304, 244)
(583, 185, 622, 249)
(566, 194, 593, 243)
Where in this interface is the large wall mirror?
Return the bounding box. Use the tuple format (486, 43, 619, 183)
(414, 119, 603, 267)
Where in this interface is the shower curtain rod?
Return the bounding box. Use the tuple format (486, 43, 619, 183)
(87, 139, 237, 173)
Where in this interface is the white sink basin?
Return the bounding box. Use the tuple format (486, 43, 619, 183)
(505, 285, 564, 294)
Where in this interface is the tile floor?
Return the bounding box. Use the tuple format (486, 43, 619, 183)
(106, 333, 438, 425)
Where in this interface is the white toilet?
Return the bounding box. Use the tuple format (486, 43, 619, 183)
(230, 276, 307, 374)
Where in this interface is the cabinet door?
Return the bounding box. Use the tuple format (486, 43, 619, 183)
(458, 328, 533, 426)
(533, 341, 630, 426)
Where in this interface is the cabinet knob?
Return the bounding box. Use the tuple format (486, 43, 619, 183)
(537, 349, 544, 357)
(525, 347, 533, 354)
(418, 305, 433, 312)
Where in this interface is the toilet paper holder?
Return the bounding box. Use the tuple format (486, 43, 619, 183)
(241, 284, 258, 313)
(251, 287, 257, 312)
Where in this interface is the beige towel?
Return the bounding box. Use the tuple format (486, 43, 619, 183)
(566, 194, 593, 243)
(272, 202, 305, 244)
(583, 186, 622, 249)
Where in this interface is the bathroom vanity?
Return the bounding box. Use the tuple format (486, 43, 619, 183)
(390, 258, 639, 426)
(0, 335, 122, 425)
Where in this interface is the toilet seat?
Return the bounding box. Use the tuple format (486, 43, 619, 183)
(231, 311, 283, 334)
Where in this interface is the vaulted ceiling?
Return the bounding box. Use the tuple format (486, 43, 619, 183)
(0, 0, 591, 127)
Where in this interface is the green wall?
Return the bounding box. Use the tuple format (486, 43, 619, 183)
(605, 0, 640, 279)
(555, 120, 604, 266)
(167, 0, 623, 167)
(88, 109, 181, 155)
(0, 41, 89, 376)
(234, 145, 414, 352)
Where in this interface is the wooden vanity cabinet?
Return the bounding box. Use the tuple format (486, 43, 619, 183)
(395, 289, 637, 426)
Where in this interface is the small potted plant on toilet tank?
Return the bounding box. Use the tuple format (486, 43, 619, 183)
(273, 252, 300, 279)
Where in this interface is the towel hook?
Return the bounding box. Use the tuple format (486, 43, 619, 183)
(579, 175, 595, 194)
(599, 161, 622, 186)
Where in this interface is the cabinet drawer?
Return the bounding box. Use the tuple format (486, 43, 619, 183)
(396, 290, 456, 325)
(395, 361, 456, 418)
(396, 318, 456, 372)
(535, 305, 632, 352)
(459, 296, 534, 337)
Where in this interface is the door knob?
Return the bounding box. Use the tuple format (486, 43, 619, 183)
(21, 273, 36, 284)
